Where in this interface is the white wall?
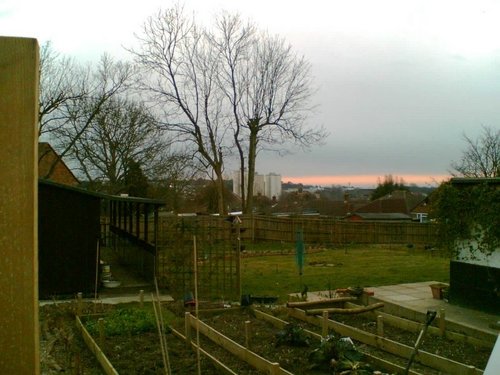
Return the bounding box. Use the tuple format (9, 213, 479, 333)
(455, 239, 500, 268)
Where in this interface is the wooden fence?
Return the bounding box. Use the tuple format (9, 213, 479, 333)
(237, 216, 437, 246)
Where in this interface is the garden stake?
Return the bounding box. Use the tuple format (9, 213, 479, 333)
(152, 293, 169, 375)
(404, 310, 437, 375)
(93, 240, 99, 314)
(154, 278, 172, 375)
(439, 308, 446, 336)
(77, 292, 83, 316)
(377, 315, 384, 337)
(193, 235, 201, 375)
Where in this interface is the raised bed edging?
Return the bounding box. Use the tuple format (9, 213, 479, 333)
(288, 307, 484, 375)
(367, 297, 497, 345)
(75, 316, 119, 375)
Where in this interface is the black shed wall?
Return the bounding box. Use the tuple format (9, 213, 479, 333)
(38, 183, 100, 298)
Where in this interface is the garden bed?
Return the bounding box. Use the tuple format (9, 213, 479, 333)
(41, 297, 493, 374)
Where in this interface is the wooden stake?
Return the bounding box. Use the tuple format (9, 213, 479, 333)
(322, 311, 329, 338)
(152, 293, 169, 375)
(185, 312, 192, 347)
(193, 235, 201, 375)
(270, 362, 280, 375)
(439, 308, 446, 337)
(94, 240, 100, 314)
(154, 278, 171, 374)
(245, 321, 251, 348)
(139, 290, 144, 308)
(377, 315, 384, 337)
(77, 293, 83, 316)
(98, 318, 105, 346)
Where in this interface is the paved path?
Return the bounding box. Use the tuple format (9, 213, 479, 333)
(368, 281, 499, 336)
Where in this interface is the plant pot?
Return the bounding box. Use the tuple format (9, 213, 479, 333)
(430, 283, 447, 299)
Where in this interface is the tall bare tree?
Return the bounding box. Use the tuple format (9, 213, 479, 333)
(212, 13, 327, 213)
(131, 6, 326, 214)
(451, 126, 499, 178)
(131, 6, 229, 214)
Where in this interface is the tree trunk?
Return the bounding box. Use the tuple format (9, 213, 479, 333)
(244, 119, 259, 214)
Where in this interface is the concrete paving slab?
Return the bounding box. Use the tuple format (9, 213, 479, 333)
(369, 281, 499, 337)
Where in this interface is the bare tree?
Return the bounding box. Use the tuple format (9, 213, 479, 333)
(131, 6, 230, 214)
(64, 97, 170, 194)
(451, 126, 499, 178)
(47, 54, 134, 180)
(212, 14, 327, 213)
(38, 42, 86, 137)
(39, 51, 134, 180)
(131, 7, 326, 214)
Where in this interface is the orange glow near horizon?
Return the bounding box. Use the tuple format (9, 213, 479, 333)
(281, 174, 450, 187)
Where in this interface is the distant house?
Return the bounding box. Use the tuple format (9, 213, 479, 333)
(346, 190, 426, 222)
(38, 142, 79, 186)
(347, 212, 412, 221)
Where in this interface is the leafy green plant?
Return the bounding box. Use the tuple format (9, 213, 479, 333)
(85, 308, 161, 336)
(432, 181, 500, 257)
(275, 323, 310, 347)
(308, 335, 372, 374)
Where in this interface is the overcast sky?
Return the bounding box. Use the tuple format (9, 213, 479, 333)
(2, 0, 500, 187)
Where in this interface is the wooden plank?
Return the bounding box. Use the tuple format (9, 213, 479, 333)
(75, 316, 119, 375)
(286, 297, 358, 309)
(188, 314, 293, 375)
(288, 308, 484, 375)
(306, 302, 384, 315)
(0, 36, 40, 375)
(345, 302, 494, 349)
(170, 327, 238, 375)
(364, 353, 423, 375)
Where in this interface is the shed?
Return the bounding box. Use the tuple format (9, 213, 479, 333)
(39, 179, 101, 298)
(38, 179, 165, 298)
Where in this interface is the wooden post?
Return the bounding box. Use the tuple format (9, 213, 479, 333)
(270, 362, 280, 375)
(439, 308, 446, 336)
(139, 290, 144, 308)
(77, 292, 83, 316)
(98, 318, 105, 345)
(0, 36, 40, 375)
(185, 312, 192, 347)
(377, 315, 384, 337)
(245, 320, 251, 348)
(322, 311, 329, 337)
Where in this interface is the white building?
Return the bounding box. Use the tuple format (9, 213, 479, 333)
(232, 171, 282, 199)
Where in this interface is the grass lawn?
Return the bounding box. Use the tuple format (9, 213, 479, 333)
(241, 245, 450, 302)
